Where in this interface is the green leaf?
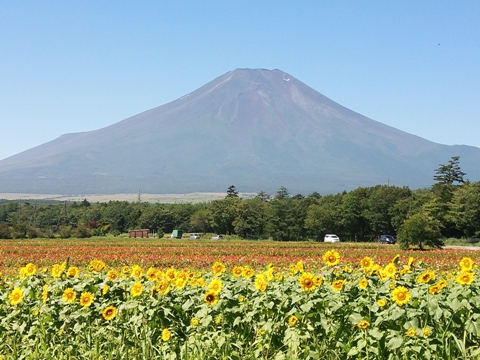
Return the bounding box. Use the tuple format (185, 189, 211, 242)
(357, 338, 367, 350)
(386, 336, 403, 350)
(300, 301, 313, 313)
(347, 347, 359, 357)
(182, 298, 193, 311)
(449, 298, 463, 312)
(369, 327, 384, 340)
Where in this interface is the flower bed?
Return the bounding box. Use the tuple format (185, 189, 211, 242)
(1, 247, 479, 359)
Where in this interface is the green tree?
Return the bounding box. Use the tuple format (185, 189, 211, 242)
(364, 185, 412, 237)
(304, 204, 335, 241)
(433, 155, 465, 186)
(397, 210, 443, 250)
(208, 197, 240, 235)
(430, 156, 468, 237)
(226, 185, 239, 198)
(275, 186, 289, 199)
(255, 191, 271, 202)
(341, 187, 369, 241)
(446, 182, 480, 238)
(190, 209, 211, 233)
(265, 197, 301, 241)
(233, 198, 267, 238)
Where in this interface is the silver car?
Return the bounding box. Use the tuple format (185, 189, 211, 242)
(324, 234, 340, 243)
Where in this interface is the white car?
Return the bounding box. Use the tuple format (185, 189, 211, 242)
(324, 234, 340, 243)
(211, 235, 223, 240)
(189, 233, 200, 239)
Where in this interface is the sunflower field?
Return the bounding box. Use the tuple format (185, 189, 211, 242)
(1, 248, 480, 359)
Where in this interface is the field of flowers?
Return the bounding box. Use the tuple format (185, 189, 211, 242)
(1, 239, 480, 359)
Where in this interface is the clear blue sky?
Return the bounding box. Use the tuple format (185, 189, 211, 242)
(1, 1, 479, 161)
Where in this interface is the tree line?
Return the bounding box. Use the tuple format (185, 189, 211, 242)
(1, 157, 478, 247)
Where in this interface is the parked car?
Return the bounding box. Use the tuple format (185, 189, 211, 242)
(324, 234, 340, 243)
(189, 233, 200, 239)
(212, 234, 223, 240)
(379, 234, 396, 244)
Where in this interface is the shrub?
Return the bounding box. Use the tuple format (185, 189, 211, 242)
(0, 223, 11, 239)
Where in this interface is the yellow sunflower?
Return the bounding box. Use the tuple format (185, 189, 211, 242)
(358, 278, 368, 290)
(417, 270, 436, 284)
(359, 256, 374, 271)
(190, 317, 199, 327)
(428, 284, 441, 294)
(42, 284, 49, 304)
(131, 265, 144, 279)
(331, 279, 345, 292)
(456, 271, 474, 285)
(51, 263, 66, 278)
(232, 265, 244, 277)
(67, 266, 80, 278)
(422, 328, 431, 337)
(407, 328, 416, 337)
(9, 288, 24, 306)
(212, 261, 226, 276)
(288, 315, 298, 327)
(162, 328, 171, 341)
(299, 272, 316, 292)
(357, 320, 369, 329)
(383, 263, 397, 280)
(254, 275, 268, 292)
(146, 267, 157, 281)
(265, 267, 275, 281)
(121, 265, 131, 276)
(102, 305, 116, 321)
(459, 257, 474, 272)
(130, 282, 144, 297)
(377, 298, 387, 307)
(157, 280, 171, 295)
(80, 292, 94, 307)
(204, 290, 219, 306)
(295, 260, 304, 273)
(25, 263, 36, 277)
(107, 269, 119, 282)
(391, 286, 411, 306)
(102, 285, 109, 295)
(172, 277, 184, 290)
(208, 278, 223, 294)
(88, 259, 106, 272)
(313, 275, 322, 286)
(438, 279, 448, 289)
(323, 250, 340, 267)
(62, 288, 76, 303)
(243, 266, 255, 278)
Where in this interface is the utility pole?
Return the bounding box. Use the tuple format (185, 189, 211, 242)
(33, 203, 37, 227)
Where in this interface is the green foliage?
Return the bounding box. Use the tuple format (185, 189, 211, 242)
(73, 225, 92, 238)
(447, 182, 480, 237)
(0, 223, 12, 239)
(2, 255, 480, 358)
(226, 185, 239, 198)
(397, 211, 443, 250)
(58, 225, 73, 239)
(433, 155, 466, 187)
(0, 170, 479, 243)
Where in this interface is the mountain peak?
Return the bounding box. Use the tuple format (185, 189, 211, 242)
(1, 69, 479, 195)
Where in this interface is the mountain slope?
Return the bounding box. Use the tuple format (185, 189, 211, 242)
(1, 68, 479, 195)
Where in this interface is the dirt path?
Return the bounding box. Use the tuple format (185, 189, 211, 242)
(443, 246, 480, 251)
